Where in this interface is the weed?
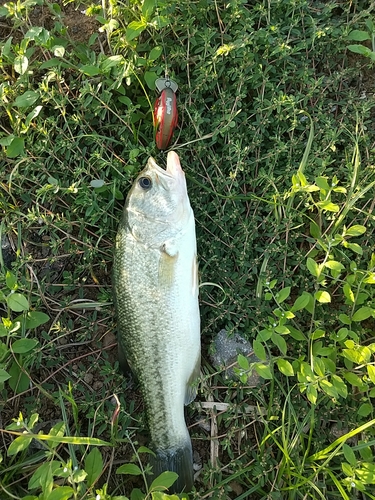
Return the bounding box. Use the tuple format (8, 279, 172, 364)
(1, 0, 375, 498)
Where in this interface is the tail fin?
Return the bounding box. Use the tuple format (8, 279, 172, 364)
(148, 442, 194, 493)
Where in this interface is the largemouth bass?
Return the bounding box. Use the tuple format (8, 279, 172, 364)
(113, 151, 200, 493)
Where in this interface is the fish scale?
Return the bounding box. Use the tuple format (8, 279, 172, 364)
(113, 152, 200, 493)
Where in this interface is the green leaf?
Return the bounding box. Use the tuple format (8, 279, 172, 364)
(22, 311, 50, 329)
(364, 273, 375, 284)
(343, 372, 366, 389)
(72, 468, 87, 483)
(6, 271, 17, 290)
(342, 348, 361, 364)
(142, 0, 156, 20)
(367, 365, 375, 384)
(79, 64, 101, 76)
(144, 70, 157, 90)
(237, 353, 249, 370)
(150, 471, 178, 491)
(345, 225, 366, 237)
(40, 58, 63, 69)
(254, 363, 273, 379)
(131, 489, 145, 500)
(341, 462, 354, 477)
(14, 90, 39, 108)
(6, 137, 25, 158)
(14, 55, 29, 75)
(0, 6, 9, 16)
(348, 30, 371, 41)
(359, 444, 373, 462)
(116, 463, 143, 475)
(343, 283, 354, 303)
(0, 368, 11, 383)
(47, 421, 65, 449)
(12, 338, 39, 354)
(0, 324, 8, 338)
(358, 403, 372, 417)
(85, 448, 103, 487)
(257, 329, 272, 342)
(148, 46, 163, 61)
(126, 20, 147, 42)
(366, 18, 375, 33)
(332, 186, 347, 194)
(137, 446, 154, 454)
(7, 293, 29, 312)
(151, 494, 181, 500)
(288, 326, 305, 341)
(7, 435, 33, 456)
(150, 14, 170, 29)
(347, 45, 374, 57)
(21, 434, 110, 446)
(339, 314, 351, 325)
(315, 291, 331, 303)
(274, 325, 290, 334)
(25, 105, 43, 128)
(28, 461, 61, 490)
(319, 379, 339, 399)
(276, 359, 294, 377)
(306, 257, 319, 277)
(317, 200, 339, 212)
(306, 384, 317, 404)
(343, 443, 356, 466)
(276, 286, 291, 304)
(28, 413, 39, 430)
(271, 332, 287, 355)
(253, 339, 267, 361)
(29, 460, 55, 497)
(310, 221, 321, 239)
(24, 26, 44, 40)
(315, 176, 330, 190)
(346, 242, 363, 255)
(312, 356, 325, 376)
(118, 96, 132, 106)
(47, 487, 74, 500)
(311, 329, 325, 341)
(100, 55, 124, 72)
(352, 307, 374, 322)
(325, 260, 345, 272)
(8, 361, 30, 394)
(331, 374, 348, 398)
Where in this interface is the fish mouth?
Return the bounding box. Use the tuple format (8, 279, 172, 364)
(147, 152, 183, 179)
(147, 156, 173, 178)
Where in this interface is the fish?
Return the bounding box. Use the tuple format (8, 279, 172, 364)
(113, 151, 201, 493)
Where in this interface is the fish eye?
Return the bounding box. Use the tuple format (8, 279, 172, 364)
(138, 176, 152, 190)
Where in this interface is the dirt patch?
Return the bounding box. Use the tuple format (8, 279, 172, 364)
(60, 3, 100, 44)
(0, 1, 100, 45)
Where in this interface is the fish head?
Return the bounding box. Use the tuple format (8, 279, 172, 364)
(125, 151, 192, 246)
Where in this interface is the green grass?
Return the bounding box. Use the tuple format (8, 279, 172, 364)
(1, 0, 375, 498)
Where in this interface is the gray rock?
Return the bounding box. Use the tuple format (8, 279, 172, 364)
(1, 235, 15, 269)
(210, 329, 264, 387)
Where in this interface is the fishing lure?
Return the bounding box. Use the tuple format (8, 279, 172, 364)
(153, 78, 178, 150)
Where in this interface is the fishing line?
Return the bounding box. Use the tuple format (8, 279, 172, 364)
(152, 0, 179, 151)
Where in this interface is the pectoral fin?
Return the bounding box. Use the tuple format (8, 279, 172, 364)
(158, 243, 178, 287)
(185, 353, 201, 405)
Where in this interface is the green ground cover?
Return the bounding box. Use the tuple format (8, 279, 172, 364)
(1, 0, 375, 498)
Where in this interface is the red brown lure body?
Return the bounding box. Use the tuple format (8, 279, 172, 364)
(153, 87, 178, 150)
